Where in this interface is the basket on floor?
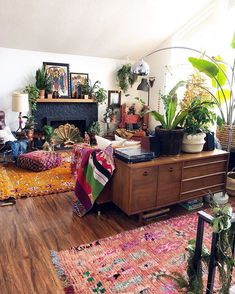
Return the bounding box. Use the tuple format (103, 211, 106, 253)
(226, 168, 235, 197)
(216, 124, 235, 149)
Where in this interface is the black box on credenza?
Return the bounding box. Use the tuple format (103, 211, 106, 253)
(141, 136, 160, 157)
(203, 132, 215, 151)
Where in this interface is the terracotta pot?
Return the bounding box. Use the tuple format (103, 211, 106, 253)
(39, 89, 45, 99)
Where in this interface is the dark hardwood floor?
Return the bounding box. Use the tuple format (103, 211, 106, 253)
(0, 191, 201, 294)
(0, 192, 141, 294)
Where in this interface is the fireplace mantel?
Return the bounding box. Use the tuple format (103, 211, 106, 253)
(37, 98, 95, 103)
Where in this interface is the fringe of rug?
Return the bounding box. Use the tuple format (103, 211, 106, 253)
(50, 250, 75, 294)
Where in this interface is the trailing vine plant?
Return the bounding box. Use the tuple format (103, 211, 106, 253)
(156, 199, 234, 293)
(211, 201, 234, 293)
(116, 64, 137, 92)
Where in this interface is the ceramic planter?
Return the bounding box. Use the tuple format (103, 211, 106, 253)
(182, 132, 206, 153)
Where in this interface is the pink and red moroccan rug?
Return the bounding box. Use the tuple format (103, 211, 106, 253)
(51, 208, 235, 293)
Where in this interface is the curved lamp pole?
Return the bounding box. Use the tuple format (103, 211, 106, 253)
(131, 46, 234, 153)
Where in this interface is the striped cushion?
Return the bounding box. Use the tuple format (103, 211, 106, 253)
(17, 151, 62, 172)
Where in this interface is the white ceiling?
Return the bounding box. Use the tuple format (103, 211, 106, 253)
(0, 0, 213, 60)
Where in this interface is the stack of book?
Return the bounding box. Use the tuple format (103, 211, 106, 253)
(180, 198, 204, 211)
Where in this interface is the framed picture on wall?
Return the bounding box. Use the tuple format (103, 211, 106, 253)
(70, 72, 89, 98)
(43, 62, 70, 98)
(108, 90, 121, 106)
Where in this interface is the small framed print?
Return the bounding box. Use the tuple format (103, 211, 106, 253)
(43, 62, 70, 98)
(70, 72, 89, 98)
(108, 90, 121, 106)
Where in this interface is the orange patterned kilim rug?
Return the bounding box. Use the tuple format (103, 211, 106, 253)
(51, 207, 235, 293)
(0, 152, 75, 200)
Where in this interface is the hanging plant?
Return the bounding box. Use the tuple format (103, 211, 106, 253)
(116, 64, 137, 92)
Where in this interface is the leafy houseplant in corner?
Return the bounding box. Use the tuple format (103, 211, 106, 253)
(182, 97, 216, 153)
(188, 34, 235, 150)
(150, 81, 188, 155)
(35, 67, 52, 99)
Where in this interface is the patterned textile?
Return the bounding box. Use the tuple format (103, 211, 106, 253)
(17, 150, 62, 171)
(72, 144, 115, 216)
(51, 208, 235, 294)
(0, 151, 74, 200)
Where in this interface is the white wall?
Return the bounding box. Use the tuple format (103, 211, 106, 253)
(146, 0, 235, 130)
(0, 47, 138, 132)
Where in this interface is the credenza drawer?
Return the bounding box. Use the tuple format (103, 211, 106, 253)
(183, 155, 228, 168)
(183, 161, 227, 179)
(182, 173, 226, 193)
(180, 184, 225, 200)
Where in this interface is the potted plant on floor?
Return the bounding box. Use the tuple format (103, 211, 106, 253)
(181, 97, 216, 153)
(150, 81, 188, 155)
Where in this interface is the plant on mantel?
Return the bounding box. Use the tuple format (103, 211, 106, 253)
(35, 67, 52, 98)
(80, 80, 107, 104)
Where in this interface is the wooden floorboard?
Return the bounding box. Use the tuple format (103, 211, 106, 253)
(0, 192, 140, 294)
(0, 191, 202, 294)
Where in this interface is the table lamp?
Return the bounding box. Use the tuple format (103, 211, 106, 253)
(12, 92, 29, 132)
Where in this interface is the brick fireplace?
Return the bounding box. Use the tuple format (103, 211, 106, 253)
(33, 101, 98, 135)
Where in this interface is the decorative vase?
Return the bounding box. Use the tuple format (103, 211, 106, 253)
(182, 132, 206, 153)
(155, 127, 184, 156)
(47, 93, 52, 99)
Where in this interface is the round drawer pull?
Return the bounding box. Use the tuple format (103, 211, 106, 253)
(168, 167, 173, 172)
(143, 171, 149, 176)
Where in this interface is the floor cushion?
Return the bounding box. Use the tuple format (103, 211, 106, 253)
(17, 151, 62, 172)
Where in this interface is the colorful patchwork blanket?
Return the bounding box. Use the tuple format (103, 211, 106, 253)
(71, 144, 115, 216)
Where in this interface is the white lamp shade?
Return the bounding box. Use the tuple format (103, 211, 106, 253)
(12, 92, 29, 112)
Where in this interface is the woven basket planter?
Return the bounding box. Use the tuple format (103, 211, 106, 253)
(226, 169, 235, 197)
(216, 124, 235, 149)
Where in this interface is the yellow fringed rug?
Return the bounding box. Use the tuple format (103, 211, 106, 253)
(0, 152, 75, 200)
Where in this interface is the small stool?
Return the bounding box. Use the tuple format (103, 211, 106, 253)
(17, 151, 62, 172)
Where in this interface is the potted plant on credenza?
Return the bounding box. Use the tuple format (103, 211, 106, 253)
(182, 97, 216, 153)
(150, 81, 188, 155)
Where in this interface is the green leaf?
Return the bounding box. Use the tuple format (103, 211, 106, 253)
(211, 57, 227, 87)
(217, 116, 223, 128)
(188, 57, 219, 78)
(172, 110, 188, 129)
(169, 80, 185, 96)
(231, 32, 235, 49)
(167, 95, 177, 128)
(150, 111, 166, 128)
(215, 89, 231, 103)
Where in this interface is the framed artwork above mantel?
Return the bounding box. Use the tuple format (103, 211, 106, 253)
(43, 62, 70, 98)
